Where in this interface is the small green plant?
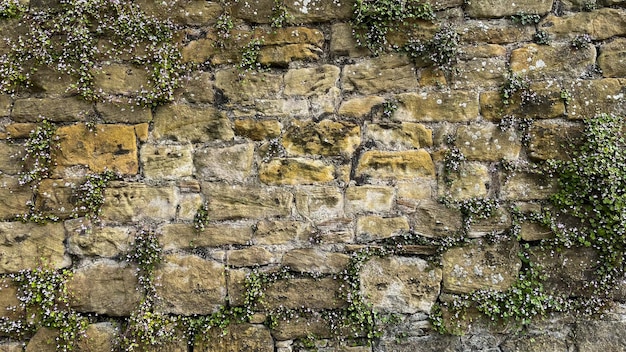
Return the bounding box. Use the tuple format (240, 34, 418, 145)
(351, 0, 435, 55)
(571, 34, 592, 50)
(0, 0, 25, 18)
(193, 201, 210, 231)
(560, 88, 572, 105)
(501, 73, 532, 105)
(214, 11, 234, 48)
(443, 146, 466, 174)
(511, 12, 541, 25)
(19, 119, 59, 186)
(582, 0, 598, 11)
(237, 38, 264, 74)
(382, 99, 398, 119)
(533, 30, 550, 45)
(271, 0, 292, 29)
(405, 24, 460, 74)
(71, 170, 118, 221)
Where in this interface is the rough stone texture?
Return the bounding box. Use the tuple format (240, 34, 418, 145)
(461, 20, 535, 44)
(355, 150, 435, 181)
(410, 201, 463, 237)
(66, 222, 131, 257)
(565, 79, 626, 119)
(540, 9, 626, 40)
(501, 172, 557, 200)
(0, 175, 32, 220)
(12, 97, 93, 122)
(284, 65, 340, 96)
(510, 43, 596, 80)
(575, 320, 626, 352)
(195, 143, 255, 182)
(295, 186, 344, 221)
(282, 249, 350, 274)
(0, 342, 23, 352)
(599, 38, 626, 78)
(153, 104, 234, 143)
(234, 119, 282, 141)
(24, 327, 58, 352)
(0, 278, 22, 320)
(0, 222, 69, 273)
(530, 247, 598, 297)
(0, 143, 25, 175)
(195, 324, 274, 352)
(356, 216, 410, 242)
(282, 120, 360, 157)
(465, 0, 552, 18)
(366, 122, 433, 149)
(180, 71, 215, 104)
(161, 223, 253, 250)
(140, 144, 194, 180)
(100, 182, 178, 222)
(68, 260, 141, 316)
(201, 183, 293, 220)
(500, 333, 569, 352)
(215, 69, 283, 104)
(92, 64, 150, 95)
(260, 158, 335, 185)
(342, 55, 418, 94)
(338, 96, 385, 118)
(262, 278, 345, 310)
(54, 124, 138, 175)
(95, 100, 152, 124)
(156, 254, 226, 315)
(360, 256, 442, 313)
(77, 322, 120, 352)
(455, 123, 521, 161)
(442, 239, 522, 294)
(394, 91, 479, 122)
(330, 23, 369, 58)
(253, 220, 314, 245)
(480, 85, 566, 121)
(528, 120, 583, 161)
(442, 163, 490, 200)
(345, 186, 394, 215)
(228, 247, 275, 267)
(285, 0, 354, 23)
(451, 57, 507, 90)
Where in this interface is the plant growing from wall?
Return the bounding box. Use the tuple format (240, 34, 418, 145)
(0, 0, 24, 18)
(193, 201, 210, 231)
(271, 0, 292, 29)
(18, 119, 59, 186)
(405, 24, 460, 74)
(510, 12, 541, 25)
(71, 170, 118, 221)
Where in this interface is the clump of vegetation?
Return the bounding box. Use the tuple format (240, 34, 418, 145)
(71, 170, 119, 221)
(271, 0, 292, 29)
(237, 38, 264, 74)
(501, 73, 533, 105)
(533, 30, 550, 45)
(510, 12, 541, 25)
(0, 0, 25, 18)
(571, 34, 592, 50)
(193, 202, 210, 231)
(19, 120, 59, 186)
(405, 24, 460, 74)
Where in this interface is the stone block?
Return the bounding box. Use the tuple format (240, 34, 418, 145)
(201, 183, 293, 220)
(528, 120, 583, 161)
(345, 185, 394, 215)
(394, 91, 479, 122)
(258, 44, 323, 67)
(0, 278, 22, 320)
(282, 249, 350, 274)
(180, 71, 215, 103)
(95, 100, 152, 124)
(356, 216, 410, 242)
(465, 0, 552, 18)
(575, 320, 626, 352)
(215, 69, 283, 104)
(54, 124, 138, 175)
(234, 119, 282, 140)
(262, 278, 346, 310)
(455, 123, 521, 161)
(77, 322, 120, 352)
(355, 150, 435, 181)
(540, 9, 626, 40)
(479, 84, 566, 121)
(138, 0, 223, 26)
(564, 79, 626, 119)
(461, 20, 535, 44)
(0, 95, 11, 117)
(284, 65, 340, 96)
(271, 316, 332, 340)
(410, 201, 462, 237)
(338, 96, 385, 118)
(510, 43, 596, 80)
(501, 172, 556, 200)
(66, 222, 131, 258)
(68, 260, 141, 316)
(295, 186, 344, 221)
(0, 222, 69, 273)
(228, 247, 275, 267)
(153, 104, 234, 143)
(0, 176, 32, 220)
(253, 220, 314, 245)
(29, 67, 76, 96)
(500, 334, 569, 352)
(396, 180, 434, 211)
(451, 57, 507, 90)
(195, 143, 254, 182)
(100, 182, 178, 222)
(442, 239, 522, 293)
(12, 97, 93, 123)
(260, 158, 335, 185)
(155, 254, 226, 315)
(530, 247, 597, 297)
(141, 144, 194, 180)
(283, 119, 361, 157)
(92, 64, 150, 95)
(195, 324, 273, 352)
(342, 55, 419, 95)
(599, 38, 626, 78)
(285, 0, 355, 23)
(360, 256, 442, 313)
(366, 122, 433, 149)
(330, 23, 369, 58)
(161, 223, 253, 250)
(233, 98, 309, 118)
(441, 163, 490, 201)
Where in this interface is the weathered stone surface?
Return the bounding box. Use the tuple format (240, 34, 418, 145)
(0, 342, 23, 352)
(461, 20, 535, 44)
(360, 256, 442, 313)
(195, 143, 254, 182)
(253, 220, 314, 245)
(480, 85, 566, 121)
(215, 69, 283, 104)
(356, 216, 410, 242)
(285, 0, 355, 23)
(396, 180, 434, 211)
(68, 260, 141, 316)
(284, 65, 340, 96)
(356, 150, 435, 181)
(180, 71, 215, 104)
(0, 222, 68, 273)
(520, 222, 553, 241)
(282, 249, 349, 273)
(500, 333, 569, 352)
(283, 119, 361, 157)
(25, 327, 57, 352)
(54, 124, 138, 175)
(177, 193, 204, 221)
(0, 95, 11, 118)
(295, 186, 344, 221)
(342, 55, 419, 95)
(345, 185, 394, 215)
(501, 172, 556, 200)
(100, 182, 178, 222)
(410, 201, 463, 237)
(442, 163, 490, 200)
(195, 324, 273, 352)
(394, 91, 480, 122)
(233, 98, 309, 118)
(258, 44, 323, 67)
(260, 158, 335, 185)
(0, 278, 21, 320)
(271, 316, 332, 340)
(156, 254, 226, 315)
(29, 67, 75, 96)
(92, 64, 149, 95)
(530, 247, 597, 297)
(263, 278, 345, 310)
(540, 9, 626, 40)
(377, 333, 462, 352)
(0, 175, 31, 220)
(338, 96, 385, 118)
(465, 0, 552, 18)
(153, 104, 234, 143)
(201, 183, 293, 220)
(161, 223, 253, 250)
(599, 38, 626, 78)
(575, 320, 626, 352)
(455, 123, 521, 161)
(95, 100, 152, 124)
(138, 0, 223, 25)
(140, 144, 194, 180)
(451, 57, 507, 90)
(76, 322, 120, 352)
(234, 119, 282, 141)
(366, 122, 433, 149)
(442, 239, 522, 293)
(528, 120, 583, 161)
(510, 43, 596, 80)
(67, 223, 131, 258)
(330, 23, 369, 58)
(12, 97, 93, 123)
(565, 79, 626, 119)
(228, 247, 275, 267)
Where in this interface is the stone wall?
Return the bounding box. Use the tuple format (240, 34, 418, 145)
(1, 0, 626, 351)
